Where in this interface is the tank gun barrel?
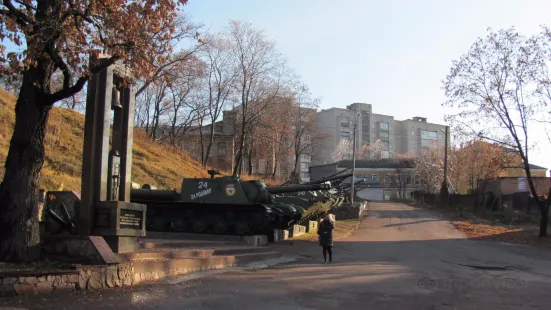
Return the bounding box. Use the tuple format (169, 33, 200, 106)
(267, 183, 331, 194)
(303, 173, 353, 185)
(336, 178, 368, 189)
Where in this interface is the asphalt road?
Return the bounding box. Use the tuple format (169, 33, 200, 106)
(3, 202, 551, 309)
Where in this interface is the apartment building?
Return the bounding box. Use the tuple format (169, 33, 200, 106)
(314, 102, 449, 165)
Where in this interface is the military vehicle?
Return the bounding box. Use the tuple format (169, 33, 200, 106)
(271, 173, 352, 222)
(130, 170, 331, 235)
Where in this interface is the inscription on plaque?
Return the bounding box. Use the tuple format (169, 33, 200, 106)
(119, 209, 143, 229)
(95, 208, 111, 227)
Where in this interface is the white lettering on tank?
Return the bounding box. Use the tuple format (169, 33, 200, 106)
(191, 188, 212, 200)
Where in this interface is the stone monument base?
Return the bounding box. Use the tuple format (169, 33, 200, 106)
(104, 236, 140, 253)
(93, 201, 146, 253)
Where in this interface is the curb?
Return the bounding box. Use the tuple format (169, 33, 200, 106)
(161, 256, 298, 285)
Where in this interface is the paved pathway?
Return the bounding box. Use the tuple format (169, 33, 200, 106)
(3, 202, 551, 309)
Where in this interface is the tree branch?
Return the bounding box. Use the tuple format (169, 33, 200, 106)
(13, 0, 34, 11)
(2, 0, 34, 25)
(47, 56, 120, 104)
(45, 44, 71, 90)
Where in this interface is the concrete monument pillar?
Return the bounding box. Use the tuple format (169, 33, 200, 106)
(79, 57, 146, 253)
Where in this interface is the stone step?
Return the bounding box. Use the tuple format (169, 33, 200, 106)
(142, 232, 246, 242)
(118, 246, 275, 261)
(137, 239, 242, 249)
(131, 251, 282, 283)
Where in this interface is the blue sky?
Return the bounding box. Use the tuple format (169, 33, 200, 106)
(184, 0, 551, 172)
(1, 1, 549, 171)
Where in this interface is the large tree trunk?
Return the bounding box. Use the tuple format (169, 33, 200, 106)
(247, 143, 253, 175)
(539, 187, 551, 237)
(539, 202, 549, 237)
(0, 77, 51, 262)
(202, 125, 215, 168)
(293, 153, 300, 183)
(232, 123, 246, 177)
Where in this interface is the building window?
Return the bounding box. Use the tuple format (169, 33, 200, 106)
(340, 135, 349, 141)
(421, 130, 438, 149)
(412, 130, 415, 136)
(384, 175, 391, 185)
(301, 162, 309, 171)
(414, 174, 420, 185)
(380, 122, 389, 131)
(380, 131, 389, 141)
(382, 151, 389, 158)
(340, 117, 350, 127)
(372, 174, 378, 182)
(421, 130, 438, 140)
(301, 172, 309, 179)
(217, 142, 226, 156)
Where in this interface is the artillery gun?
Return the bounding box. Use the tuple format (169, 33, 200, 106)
(130, 170, 331, 235)
(271, 173, 353, 223)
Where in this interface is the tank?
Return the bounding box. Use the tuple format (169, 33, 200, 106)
(270, 173, 353, 223)
(130, 170, 331, 236)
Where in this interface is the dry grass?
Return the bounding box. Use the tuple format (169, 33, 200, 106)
(292, 218, 360, 241)
(410, 201, 551, 249)
(0, 88, 281, 191)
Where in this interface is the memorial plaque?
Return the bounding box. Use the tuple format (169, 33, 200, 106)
(95, 208, 111, 227)
(119, 209, 143, 229)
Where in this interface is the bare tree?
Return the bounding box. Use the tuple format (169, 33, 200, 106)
(135, 14, 206, 97)
(141, 81, 171, 140)
(393, 168, 410, 200)
(414, 147, 444, 194)
(359, 139, 385, 159)
(388, 153, 417, 199)
(332, 139, 353, 162)
(288, 82, 321, 182)
(442, 27, 551, 236)
(227, 20, 289, 176)
(198, 34, 238, 166)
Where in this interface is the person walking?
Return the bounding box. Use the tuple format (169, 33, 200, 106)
(317, 214, 335, 264)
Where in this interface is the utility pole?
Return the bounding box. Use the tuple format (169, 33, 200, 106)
(440, 126, 449, 207)
(350, 113, 359, 206)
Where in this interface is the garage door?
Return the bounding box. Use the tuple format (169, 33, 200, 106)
(357, 188, 383, 201)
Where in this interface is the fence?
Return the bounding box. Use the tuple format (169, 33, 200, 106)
(412, 190, 550, 220)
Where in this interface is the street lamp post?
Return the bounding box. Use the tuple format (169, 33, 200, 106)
(350, 113, 359, 206)
(439, 126, 449, 207)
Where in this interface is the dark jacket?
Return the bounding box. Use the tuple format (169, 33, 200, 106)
(317, 219, 335, 247)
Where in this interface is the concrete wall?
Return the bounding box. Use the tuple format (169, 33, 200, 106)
(400, 118, 448, 157)
(481, 177, 549, 196)
(315, 108, 341, 164)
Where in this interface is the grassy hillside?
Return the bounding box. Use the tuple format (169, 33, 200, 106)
(0, 88, 278, 191)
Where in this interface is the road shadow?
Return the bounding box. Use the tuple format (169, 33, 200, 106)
(367, 209, 445, 220)
(382, 219, 442, 227)
(4, 237, 551, 310)
(466, 229, 551, 248)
